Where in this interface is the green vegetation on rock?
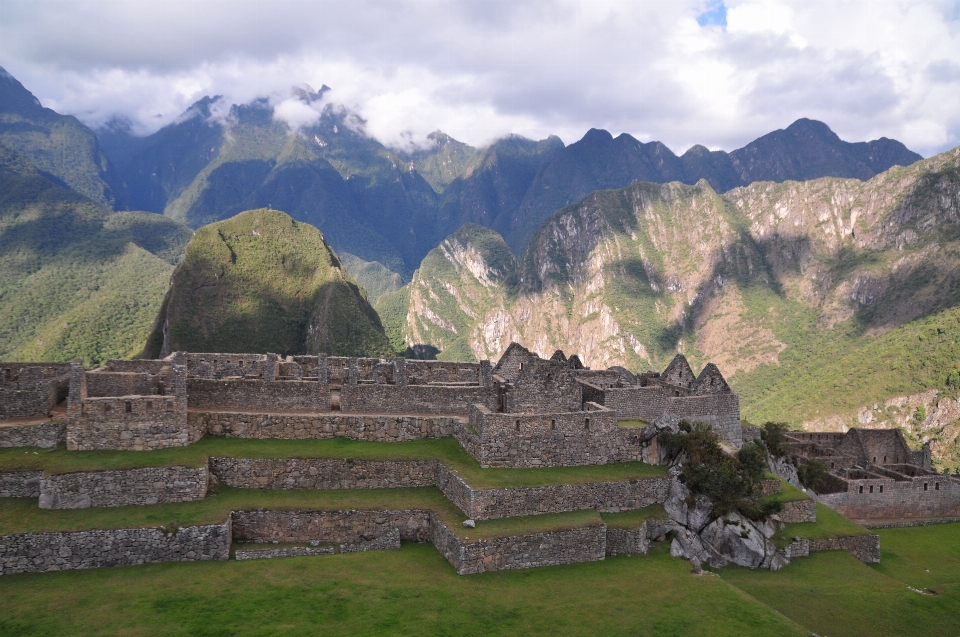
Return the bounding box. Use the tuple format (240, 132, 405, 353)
(143, 208, 393, 358)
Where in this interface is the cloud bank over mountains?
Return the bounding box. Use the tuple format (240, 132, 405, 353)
(2, 0, 959, 155)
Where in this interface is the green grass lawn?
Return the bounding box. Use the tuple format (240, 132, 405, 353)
(721, 523, 960, 637)
(761, 479, 811, 505)
(0, 542, 810, 637)
(0, 437, 667, 489)
(0, 487, 618, 543)
(617, 418, 649, 429)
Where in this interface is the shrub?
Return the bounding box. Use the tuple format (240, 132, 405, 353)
(660, 423, 782, 519)
(760, 422, 790, 458)
(797, 459, 833, 494)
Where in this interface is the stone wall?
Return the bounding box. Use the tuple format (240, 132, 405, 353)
(779, 499, 817, 523)
(186, 378, 328, 412)
(340, 383, 495, 415)
(38, 465, 208, 509)
(818, 476, 960, 520)
(0, 364, 70, 420)
(0, 422, 65, 448)
(467, 403, 637, 468)
(601, 386, 742, 448)
(0, 471, 42, 497)
(235, 545, 335, 560)
(231, 509, 433, 544)
(503, 359, 583, 414)
(605, 522, 652, 557)
(210, 458, 437, 490)
(85, 372, 163, 399)
(66, 396, 196, 451)
(783, 534, 881, 564)
(196, 411, 461, 441)
(0, 520, 231, 575)
(430, 517, 607, 575)
(462, 478, 669, 520)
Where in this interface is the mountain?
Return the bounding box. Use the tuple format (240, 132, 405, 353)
(381, 146, 960, 469)
(89, 71, 920, 265)
(0, 143, 192, 365)
(0, 67, 127, 209)
(143, 208, 393, 358)
(499, 119, 923, 252)
(339, 252, 405, 305)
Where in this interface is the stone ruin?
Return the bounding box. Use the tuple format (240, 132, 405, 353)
(0, 342, 952, 576)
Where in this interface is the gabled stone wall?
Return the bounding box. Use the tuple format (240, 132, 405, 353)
(0, 363, 70, 420)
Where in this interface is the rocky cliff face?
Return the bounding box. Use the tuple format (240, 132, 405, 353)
(385, 147, 960, 466)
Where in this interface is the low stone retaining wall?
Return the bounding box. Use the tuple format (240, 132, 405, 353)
(231, 509, 433, 544)
(781, 534, 880, 564)
(861, 516, 960, 529)
(606, 524, 651, 557)
(462, 478, 670, 520)
(340, 527, 401, 553)
(0, 422, 65, 448)
(210, 457, 437, 490)
(0, 471, 42, 498)
(38, 465, 208, 509)
(759, 479, 781, 497)
(211, 457, 669, 521)
(235, 546, 335, 560)
(196, 411, 462, 442)
(0, 520, 231, 575)
(779, 499, 817, 524)
(431, 517, 607, 575)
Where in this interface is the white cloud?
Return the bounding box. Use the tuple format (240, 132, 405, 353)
(0, 0, 958, 156)
(272, 98, 322, 130)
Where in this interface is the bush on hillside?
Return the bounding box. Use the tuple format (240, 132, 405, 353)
(760, 422, 790, 458)
(660, 422, 782, 519)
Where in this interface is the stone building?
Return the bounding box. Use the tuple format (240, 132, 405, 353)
(782, 428, 959, 521)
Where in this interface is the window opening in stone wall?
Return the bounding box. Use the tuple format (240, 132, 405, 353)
(239, 361, 244, 368)
(936, 482, 940, 490)
(515, 419, 520, 431)
(550, 419, 556, 430)
(519, 362, 524, 371)
(869, 485, 874, 493)
(81, 403, 86, 414)
(884, 456, 887, 463)
(585, 418, 590, 430)
(125, 401, 132, 413)
(675, 391, 680, 397)
(830, 462, 834, 468)
(924, 483, 928, 491)
(859, 485, 863, 494)
(879, 485, 883, 493)
(873, 457, 877, 463)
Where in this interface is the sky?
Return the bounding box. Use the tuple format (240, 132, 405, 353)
(1, 0, 959, 157)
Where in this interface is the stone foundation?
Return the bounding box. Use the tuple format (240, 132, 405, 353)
(235, 546, 335, 560)
(197, 411, 462, 441)
(779, 499, 817, 524)
(0, 520, 231, 575)
(0, 471, 42, 498)
(0, 422, 65, 448)
(38, 465, 208, 509)
(781, 534, 880, 564)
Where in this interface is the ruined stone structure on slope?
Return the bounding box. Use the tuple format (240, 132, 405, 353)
(6, 343, 742, 467)
(781, 428, 960, 521)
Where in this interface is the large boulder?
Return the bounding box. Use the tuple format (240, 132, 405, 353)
(663, 470, 714, 532)
(698, 512, 774, 569)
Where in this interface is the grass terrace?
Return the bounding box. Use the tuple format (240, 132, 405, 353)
(771, 503, 872, 548)
(0, 437, 667, 489)
(616, 418, 649, 429)
(0, 486, 616, 542)
(761, 479, 812, 505)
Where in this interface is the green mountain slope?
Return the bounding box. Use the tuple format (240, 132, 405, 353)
(339, 253, 405, 305)
(0, 145, 192, 365)
(144, 208, 393, 358)
(387, 147, 960, 465)
(0, 67, 126, 209)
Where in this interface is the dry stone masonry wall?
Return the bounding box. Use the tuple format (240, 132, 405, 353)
(0, 422, 65, 448)
(197, 411, 460, 441)
(0, 520, 231, 575)
(38, 465, 208, 509)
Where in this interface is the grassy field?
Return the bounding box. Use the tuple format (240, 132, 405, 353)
(0, 436, 667, 488)
(2, 526, 958, 637)
(0, 542, 810, 637)
(721, 522, 960, 637)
